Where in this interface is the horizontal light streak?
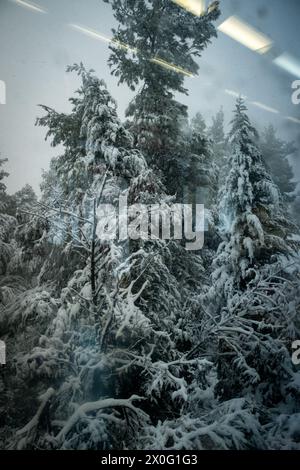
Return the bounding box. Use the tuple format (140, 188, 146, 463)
(70, 25, 137, 53)
(224, 89, 247, 100)
(70, 25, 112, 44)
(150, 57, 194, 77)
(13, 0, 46, 13)
(218, 16, 272, 54)
(112, 40, 138, 54)
(273, 53, 300, 79)
(225, 91, 282, 117)
(285, 116, 300, 125)
(70, 24, 193, 77)
(250, 101, 279, 114)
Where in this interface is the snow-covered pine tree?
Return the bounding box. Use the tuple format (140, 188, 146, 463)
(0, 157, 9, 208)
(181, 111, 220, 254)
(0, 174, 34, 321)
(0, 158, 16, 278)
(199, 99, 300, 444)
(260, 125, 297, 204)
(5, 182, 50, 282)
(292, 194, 300, 226)
(0, 159, 40, 448)
(104, 0, 220, 277)
(104, 0, 220, 198)
(188, 112, 218, 209)
(208, 106, 227, 173)
(212, 97, 294, 301)
(14, 184, 37, 213)
(7, 64, 209, 450)
(104, 0, 223, 262)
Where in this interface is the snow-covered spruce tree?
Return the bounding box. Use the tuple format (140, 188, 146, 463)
(292, 194, 300, 227)
(104, 0, 221, 275)
(0, 157, 22, 326)
(0, 160, 33, 446)
(205, 107, 228, 252)
(212, 97, 294, 300)
(0, 157, 16, 216)
(104, 0, 220, 199)
(6, 184, 50, 280)
(8, 64, 211, 450)
(0, 157, 9, 199)
(0, 158, 16, 278)
(260, 125, 297, 204)
(208, 107, 227, 176)
(0, 170, 60, 448)
(14, 184, 37, 213)
(200, 99, 300, 447)
(0, 169, 44, 312)
(184, 112, 220, 254)
(188, 112, 218, 209)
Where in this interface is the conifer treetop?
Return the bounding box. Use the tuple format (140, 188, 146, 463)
(103, 0, 220, 94)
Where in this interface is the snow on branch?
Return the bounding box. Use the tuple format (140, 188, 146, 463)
(56, 395, 147, 443)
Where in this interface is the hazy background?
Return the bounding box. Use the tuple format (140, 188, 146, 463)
(0, 0, 300, 194)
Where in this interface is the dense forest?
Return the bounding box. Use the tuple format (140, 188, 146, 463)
(1, 0, 300, 450)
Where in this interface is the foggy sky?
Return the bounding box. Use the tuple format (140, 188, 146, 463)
(0, 0, 300, 194)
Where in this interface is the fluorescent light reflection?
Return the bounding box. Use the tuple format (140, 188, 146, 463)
(172, 0, 206, 16)
(150, 57, 194, 77)
(13, 0, 46, 13)
(274, 53, 300, 78)
(70, 25, 111, 44)
(218, 16, 272, 54)
(70, 24, 193, 77)
(250, 101, 279, 114)
(224, 89, 247, 100)
(285, 116, 300, 125)
(70, 25, 137, 53)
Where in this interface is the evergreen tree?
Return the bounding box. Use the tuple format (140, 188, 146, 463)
(104, 0, 220, 196)
(292, 193, 300, 226)
(0, 157, 15, 216)
(2, 2, 300, 451)
(213, 98, 293, 300)
(188, 111, 217, 209)
(260, 125, 297, 203)
(192, 112, 207, 138)
(0, 159, 16, 277)
(0, 157, 9, 201)
(14, 184, 37, 214)
(202, 100, 300, 441)
(208, 106, 227, 169)
(4, 64, 206, 450)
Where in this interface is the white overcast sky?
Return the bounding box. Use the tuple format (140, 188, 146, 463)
(0, 0, 300, 194)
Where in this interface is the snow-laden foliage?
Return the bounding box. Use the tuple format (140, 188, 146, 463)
(0, 159, 17, 278)
(211, 98, 296, 304)
(143, 397, 263, 450)
(198, 99, 300, 449)
(1, 2, 300, 451)
(260, 125, 297, 203)
(0, 64, 209, 450)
